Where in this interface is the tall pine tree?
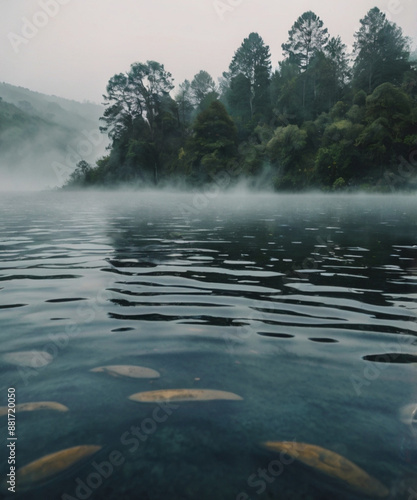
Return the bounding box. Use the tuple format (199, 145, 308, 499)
(282, 12, 330, 114)
(353, 7, 410, 93)
(282, 11, 329, 71)
(228, 32, 272, 125)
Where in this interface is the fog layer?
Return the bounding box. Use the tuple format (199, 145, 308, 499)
(0, 83, 108, 191)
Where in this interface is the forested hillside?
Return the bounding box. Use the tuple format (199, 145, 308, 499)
(63, 8, 417, 191)
(0, 83, 106, 190)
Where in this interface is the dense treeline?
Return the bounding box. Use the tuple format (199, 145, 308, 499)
(65, 7, 417, 191)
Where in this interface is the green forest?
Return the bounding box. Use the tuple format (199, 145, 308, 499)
(65, 7, 417, 192)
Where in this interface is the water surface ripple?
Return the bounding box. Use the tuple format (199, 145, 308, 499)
(0, 192, 416, 499)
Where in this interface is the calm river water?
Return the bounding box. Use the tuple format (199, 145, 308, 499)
(0, 191, 416, 500)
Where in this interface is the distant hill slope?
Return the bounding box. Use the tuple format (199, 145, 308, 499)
(0, 83, 108, 190)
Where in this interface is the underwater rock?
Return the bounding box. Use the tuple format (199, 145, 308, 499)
(262, 441, 389, 498)
(0, 401, 68, 416)
(90, 365, 160, 379)
(2, 350, 53, 368)
(129, 389, 243, 403)
(15, 445, 102, 491)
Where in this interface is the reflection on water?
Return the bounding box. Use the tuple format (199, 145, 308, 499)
(0, 191, 417, 499)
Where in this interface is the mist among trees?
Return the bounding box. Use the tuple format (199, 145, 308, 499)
(0, 83, 106, 190)
(65, 7, 417, 191)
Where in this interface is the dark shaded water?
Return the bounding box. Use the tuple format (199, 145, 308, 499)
(0, 191, 417, 500)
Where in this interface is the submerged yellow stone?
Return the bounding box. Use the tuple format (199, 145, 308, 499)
(129, 388, 243, 402)
(262, 441, 389, 498)
(2, 350, 53, 368)
(0, 401, 68, 417)
(90, 365, 160, 378)
(16, 445, 102, 490)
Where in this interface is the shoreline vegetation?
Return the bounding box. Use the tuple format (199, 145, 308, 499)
(63, 7, 417, 193)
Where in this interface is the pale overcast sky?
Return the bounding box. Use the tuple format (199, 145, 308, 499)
(0, 0, 416, 103)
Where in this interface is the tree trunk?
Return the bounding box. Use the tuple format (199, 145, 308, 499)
(249, 87, 254, 119)
(302, 78, 306, 111)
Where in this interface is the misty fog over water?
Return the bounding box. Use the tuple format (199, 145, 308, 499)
(0, 191, 416, 499)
